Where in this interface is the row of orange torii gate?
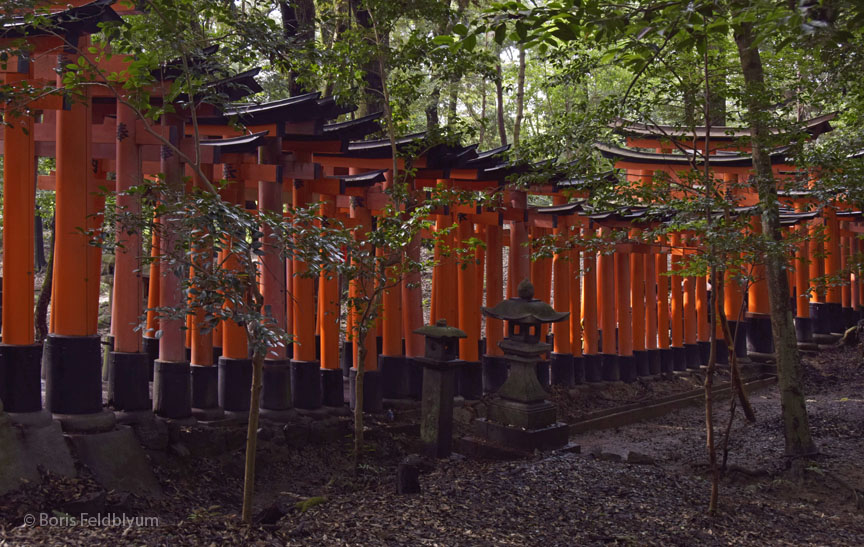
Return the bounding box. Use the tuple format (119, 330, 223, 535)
(1, 1, 861, 423)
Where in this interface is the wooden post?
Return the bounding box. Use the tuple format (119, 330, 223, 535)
(1, 56, 42, 413)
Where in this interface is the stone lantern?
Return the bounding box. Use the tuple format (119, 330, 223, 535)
(476, 279, 570, 451)
(414, 319, 466, 458)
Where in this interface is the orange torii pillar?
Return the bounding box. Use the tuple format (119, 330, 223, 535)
(431, 212, 458, 327)
(696, 273, 711, 366)
(349, 203, 382, 412)
(598, 227, 619, 381)
(656, 236, 674, 373)
(853, 235, 863, 320)
(107, 102, 150, 412)
(457, 216, 482, 399)
(531, 226, 553, 386)
(681, 236, 700, 369)
(630, 237, 650, 377)
(45, 72, 107, 419)
(841, 230, 855, 329)
(188, 164, 220, 418)
(151, 115, 192, 419)
(582, 223, 601, 382)
(808, 213, 829, 339)
(257, 143, 292, 414)
(616, 243, 636, 383)
(212, 166, 252, 415)
(550, 213, 574, 386)
(569, 240, 585, 384)
(669, 233, 687, 371)
(822, 208, 844, 335)
(746, 217, 775, 360)
(509, 191, 530, 297)
(482, 223, 509, 392)
(378, 172, 408, 400)
(318, 196, 344, 407)
(644, 239, 662, 374)
(289, 180, 321, 409)
(723, 264, 749, 360)
(1, 57, 42, 414)
(793, 214, 816, 349)
(402, 228, 425, 398)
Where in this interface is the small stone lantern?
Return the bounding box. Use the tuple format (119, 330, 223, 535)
(414, 319, 466, 458)
(478, 279, 570, 451)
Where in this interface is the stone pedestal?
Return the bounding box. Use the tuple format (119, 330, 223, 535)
(633, 350, 650, 378)
(482, 355, 509, 393)
(684, 343, 701, 369)
(419, 359, 457, 458)
(108, 351, 151, 411)
(659, 348, 674, 374)
(349, 369, 383, 413)
(549, 353, 574, 386)
(262, 359, 291, 410)
(601, 353, 619, 381)
(795, 317, 817, 350)
(584, 354, 602, 382)
(1, 343, 43, 412)
(671, 346, 687, 371)
(45, 334, 102, 415)
(746, 312, 775, 362)
(291, 359, 321, 410)
(619, 355, 636, 383)
(190, 364, 222, 420)
(153, 360, 191, 419)
(219, 357, 253, 411)
(380, 355, 409, 399)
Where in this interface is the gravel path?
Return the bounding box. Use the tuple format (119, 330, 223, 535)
(2, 346, 864, 546)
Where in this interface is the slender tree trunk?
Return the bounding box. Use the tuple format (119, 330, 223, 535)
(35, 219, 55, 342)
(513, 46, 526, 147)
(478, 76, 487, 146)
(279, 0, 316, 96)
(734, 19, 817, 458)
(354, 328, 366, 469)
(241, 347, 265, 523)
(426, 87, 440, 132)
(495, 60, 507, 147)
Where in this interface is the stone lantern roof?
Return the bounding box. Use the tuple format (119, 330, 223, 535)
(482, 279, 569, 324)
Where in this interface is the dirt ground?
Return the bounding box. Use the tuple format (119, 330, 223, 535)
(2, 345, 864, 546)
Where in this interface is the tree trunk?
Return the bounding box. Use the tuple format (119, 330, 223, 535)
(241, 347, 265, 523)
(733, 19, 817, 458)
(279, 0, 316, 96)
(426, 86, 440, 132)
(34, 219, 55, 342)
(513, 46, 526, 147)
(354, 327, 366, 469)
(350, 0, 386, 116)
(495, 60, 507, 147)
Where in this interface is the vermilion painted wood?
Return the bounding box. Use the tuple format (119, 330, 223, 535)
(158, 116, 187, 362)
(349, 204, 376, 371)
(646, 243, 659, 350)
(53, 81, 94, 336)
(825, 209, 842, 305)
(2, 104, 35, 345)
(318, 198, 341, 369)
(484, 225, 504, 357)
(630, 241, 646, 352)
(683, 274, 697, 346)
(696, 275, 709, 343)
(669, 233, 684, 347)
(615, 251, 633, 357)
(219, 175, 248, 361)
(656, 240, 670, 349)
(552, 221, 571, 354)
(748, 219, 771, 316)
(457, 219, 480, 362)
(599, 228, 616, 355)
(568, 245, 582, 357)
(582, 237, 599, 355)
(401, 233, 424, 358)
(87, 167, 106, 335)
(111, 102, 143, 353)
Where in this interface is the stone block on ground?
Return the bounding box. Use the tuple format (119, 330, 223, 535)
(20, 420, 76, 477)
(67, 426, 163, 498)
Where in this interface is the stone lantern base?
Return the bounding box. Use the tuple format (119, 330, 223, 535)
(471, 418, 569, 452)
